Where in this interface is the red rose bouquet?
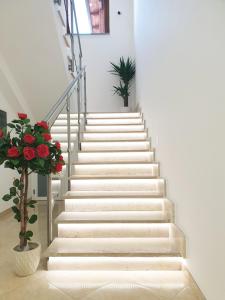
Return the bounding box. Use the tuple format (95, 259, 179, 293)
(0, 113, 65, 250)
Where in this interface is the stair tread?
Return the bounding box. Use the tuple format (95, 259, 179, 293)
(55, 211, 167, 223)
(45, 237, 182, 257)
(70, 175, 160, 179)
(64, 191, 164, 198)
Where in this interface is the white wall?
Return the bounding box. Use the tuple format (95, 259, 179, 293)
(0, 0, 70, 121)
(80, 0, 135, 112)
(134, 1, 225, 299)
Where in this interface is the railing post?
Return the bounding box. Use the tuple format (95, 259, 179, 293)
(47, 174, 53, 245)
(84, 69, 87, 125)
(66, 96, 71, 191)
(70, 0, 75, 73)
(77, 77, 81, 151)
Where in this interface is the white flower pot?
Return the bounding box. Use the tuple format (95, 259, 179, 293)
(120, 106, 130, 113)
(12, 242, 41, 276)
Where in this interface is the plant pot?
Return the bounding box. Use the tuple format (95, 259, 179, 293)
(12, 242, 41, 276)
(120, 106, 130, 113)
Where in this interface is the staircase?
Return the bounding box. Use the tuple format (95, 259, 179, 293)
(45, 111, 204, 299)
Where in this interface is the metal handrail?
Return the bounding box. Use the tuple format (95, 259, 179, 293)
(46, 0, 87, 245)
(44, 68, 85, 126)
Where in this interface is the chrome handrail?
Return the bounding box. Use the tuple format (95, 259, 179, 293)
(47, 0, 87, 244)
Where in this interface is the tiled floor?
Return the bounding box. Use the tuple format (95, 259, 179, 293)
(0, 202, 204, 300)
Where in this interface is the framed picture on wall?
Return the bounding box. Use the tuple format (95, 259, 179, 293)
(0, 110, 7, 128)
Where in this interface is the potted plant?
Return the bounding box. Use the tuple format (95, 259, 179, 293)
(0, 113, 65, 276)
(109, 57, 135, 111)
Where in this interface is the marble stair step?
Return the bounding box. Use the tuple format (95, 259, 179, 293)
(47, 257, 183, 271)
(51, 126, 78, 133)
(77, 151, 155, 163)
(57, 113, 84, 119)
(81, 141, 151, 151)
(45, 236, 184, 257)
(86, 112, 142, 119)
(54, 119, 79, 126)
(51, 133, 77, 142)
(64, 191, 165, 198)
(64, 197, 164, 212)
(72, 163, 159, 177)
(70, 178, 165, 195)
(55, 211, 169, 225)
(85, 124, 145, 132)
(82, 131, 148, 141)
(87, 118, 143, 125)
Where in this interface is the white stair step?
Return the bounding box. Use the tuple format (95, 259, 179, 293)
(72, 163, 159, 178)
(54, 119, 79, 126)
(58, 113, 84, 119)
(56, 211, 168, 225)
(82, 132, 148, 141)
(85, 124, 145, 132)
(51, 126, 78, 133)
(45, 236, 184, 257)
(64, 191, 164, 198)
(70, 178, 165, 195)
(77, 151, 155, 163)
(47, 257, 183, 271)
(87, 118, 143, 125)
(51, 133, 77, 142)
(81, 141, 150, 151)
(87, 112, 141, 119)
(64, 198, 164, 212)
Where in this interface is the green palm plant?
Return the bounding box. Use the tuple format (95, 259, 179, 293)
(110, 57, 135, 107)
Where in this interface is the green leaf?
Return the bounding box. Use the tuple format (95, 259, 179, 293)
(13, 179, 20, 187)
(18, 183, 24, 191)
(2, 194, 11, 201)
(11, 206, 20, 214)
(24, 230, 33, 240)
(14, 213, 21, 222)
(10, 187, 17, 196)
(29, 214, 38, 224)
(27, 200, 37, 208)
(13, 197, 20, 205)
(7, 123, 15, 129)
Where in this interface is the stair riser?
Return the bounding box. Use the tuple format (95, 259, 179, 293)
(51, 126, 78, 133)
(82, 132, 148, 141)
(72, 164, 159, 177)
(87, 113, 142, 119)
(87, 119, 143, 125)
(81, 141, 151, 151)
(51, 134, 77, 142)
(77, 152, 155, 163)
(70, 179, 165, 196)
(54, 120, 79, 126)
(85, 125, 145, 132)
(48, 257, 183, 271)
(64, 198, 163, 212)
(57, 223, 170, 238)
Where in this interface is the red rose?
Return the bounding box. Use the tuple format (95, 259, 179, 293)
(7, 147, 20, 158)
(36, 144, 49, 158)
(36, 121, 48, 130)
(18, 113, 27, 120)
(55, 141, 61, 150)
(42, 133, 52, 142)
(59, 155, 64, 161)
(23, 134, 36, 144)
(55, 162, 63, 173)
(23, 147, 35, 161)
(0, 128, 4, 138)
